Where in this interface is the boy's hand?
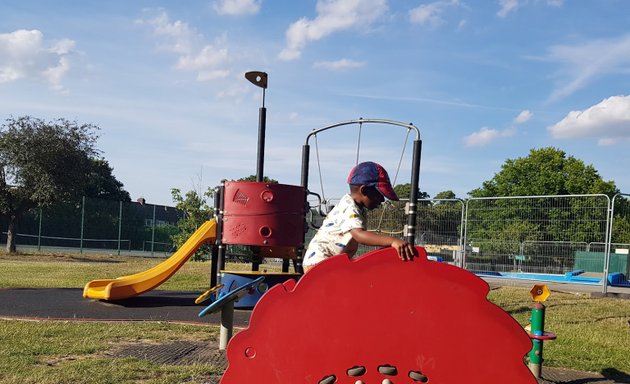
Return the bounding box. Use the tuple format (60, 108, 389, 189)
(391, 239, 417, 261)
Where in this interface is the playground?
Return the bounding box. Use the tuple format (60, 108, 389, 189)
(2, 72, 630, 383)
(1, 252, 629, 383)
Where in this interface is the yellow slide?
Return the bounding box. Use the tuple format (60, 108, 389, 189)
(83, 219, 217, 301)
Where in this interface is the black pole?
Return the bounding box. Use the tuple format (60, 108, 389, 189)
(407, 139, 422, 245)
(256, 104, 267, 182)
(211, 182, 226, 288)
(300, 144, 310, 189)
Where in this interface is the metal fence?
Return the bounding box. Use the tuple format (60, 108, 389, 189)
(354, 193, 630, 293)
(0, 196, 184, 256)
(4, 193, 630, 292)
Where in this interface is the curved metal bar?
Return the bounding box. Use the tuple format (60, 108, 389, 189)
(301, 117, 423, 246)
(305, 118, 420, 145)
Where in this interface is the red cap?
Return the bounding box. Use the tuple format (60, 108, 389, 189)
(347, 161, 399, 201)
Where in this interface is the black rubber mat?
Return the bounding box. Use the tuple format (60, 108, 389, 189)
(0, 288, 252, 326)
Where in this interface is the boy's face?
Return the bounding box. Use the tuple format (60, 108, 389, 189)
(361, 185, 385, 210)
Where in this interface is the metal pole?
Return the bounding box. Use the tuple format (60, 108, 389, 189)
(528, 302, 546, 378)
(117, 201, 123, 256)
(37, 207, 42, 252)
(256, 105, 267, 182)
(457, 200, 465, 268)
(601, 195, 614, 294)
(212, 182, 226, 288)
(80, 196, 85, 254)
(151, 204, 156, 257)
(252, 103, 266, 271)
(462, 200, 470, 269)
(406, 139, 422, 245)
(300, 144, 310, 189)
(219, 302, 235, 350)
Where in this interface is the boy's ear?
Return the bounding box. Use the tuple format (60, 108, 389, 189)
(359, 185, 368, 196)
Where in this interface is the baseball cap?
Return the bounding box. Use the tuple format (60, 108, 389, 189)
(347, 161, 399, 201)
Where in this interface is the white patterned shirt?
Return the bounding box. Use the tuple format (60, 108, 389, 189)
(303, 194, 366, 267)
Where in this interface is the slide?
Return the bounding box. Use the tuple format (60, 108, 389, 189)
(83, 219, 217, 301)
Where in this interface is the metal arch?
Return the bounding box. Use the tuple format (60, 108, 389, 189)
(304, 118, 420, 145)
(301, 117, 423, 245)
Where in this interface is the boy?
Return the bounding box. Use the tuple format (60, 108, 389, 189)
(302, 161, 416, 271)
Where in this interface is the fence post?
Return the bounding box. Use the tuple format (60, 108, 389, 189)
(151, 204, 156, 257)
(80, 196, 85, 254)
(458, 199, 465, 268)
(462, 200, 470, 269)
(37, 207, 43, 252)
(602, 196, 613, 294)
(117, 201, 123, 256)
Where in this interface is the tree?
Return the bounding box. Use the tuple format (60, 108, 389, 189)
(393, 183, 430, 200)
(84, 159, 131, 201)
(0, 116, 112, 252)
(238, 175, 279, 183)
(170, 187, 214, 260)
(434, 190, 457, 200)
(469, 147, 617, 197)
(466, 147, 619, 255)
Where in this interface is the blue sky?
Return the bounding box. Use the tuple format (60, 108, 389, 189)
(1, 0, 629, 206)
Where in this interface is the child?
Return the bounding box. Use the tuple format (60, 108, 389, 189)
(302, 161, 417, 271)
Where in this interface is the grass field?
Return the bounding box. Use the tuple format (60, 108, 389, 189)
(1, 251, 629, 383)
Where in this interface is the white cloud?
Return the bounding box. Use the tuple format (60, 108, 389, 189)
(213, 0, 262, 16)
(497, 0, 519, 18)
(464, 126, 516, 147)
(546, 0, 563, 6)
(313, 58, 366, 71)
(409, 0, 460, 28)
(543, 34, 630, 102)
(0, 29, 74, 90)
(547, 95, 630, 145)
(497, 0, 562, 18)
(514, 110, 533, 124)
(278, 0, 388, 61)
(138, 10, 231, 80)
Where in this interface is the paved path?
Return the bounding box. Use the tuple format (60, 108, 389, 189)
(0, 287, 253, 326)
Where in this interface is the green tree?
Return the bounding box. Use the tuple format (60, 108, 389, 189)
(84, 159, 131, 201)
(434, 190, 457, 200)
(170, 187, 214, 260)
(238, 175, 278, 183)
(466, 147, 619, 257)
(393, 183, 430, 200)
(469, 147, 617, 197)
(0, 116, 111, 252)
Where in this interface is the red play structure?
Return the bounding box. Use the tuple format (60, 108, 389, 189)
(221, 247, 537, 384)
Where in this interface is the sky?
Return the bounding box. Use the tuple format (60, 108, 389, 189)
(1, 0, 629, 206)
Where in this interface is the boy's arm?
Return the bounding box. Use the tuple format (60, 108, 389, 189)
(349, 228, 416, 261)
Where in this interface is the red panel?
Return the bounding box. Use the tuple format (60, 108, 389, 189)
(222, 181, 306, 247)
(223, 181, 305, 215)
(221, 247, 537, 384)
(222, 213, 304, 247)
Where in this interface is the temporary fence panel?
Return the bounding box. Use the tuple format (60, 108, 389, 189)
(352, 199, 465, 261)
(464, 195, 611, 277)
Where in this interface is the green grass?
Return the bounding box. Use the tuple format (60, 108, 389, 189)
(1, 251, 629, 382)
(488, 287, 630, 374)
(0, 252, 273, 291)
(0, 319, 220, 384)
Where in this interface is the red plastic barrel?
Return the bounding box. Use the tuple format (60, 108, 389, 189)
(221, 181, 306, 247)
